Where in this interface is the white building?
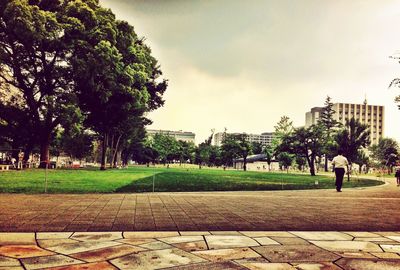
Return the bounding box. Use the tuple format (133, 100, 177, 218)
(146, 129, 196, 143)
(213, 132, 275, 147)
(305, 101, 384, 145)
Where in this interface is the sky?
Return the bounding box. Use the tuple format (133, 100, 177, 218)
(100, 0, 400, 144)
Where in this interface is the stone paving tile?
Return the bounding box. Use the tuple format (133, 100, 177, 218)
(117, 238, 155, 246)
(372, 252, 400, 259)
(291, 262, 342, 270)
(172, 241, 208, 252)
(354, 237, 392, 242)
(163, 261, 246, 270)
(0, 245, 55, 258)
(253, 237, 281, 246)
(44, 241, 121, 255)
(333, 251, 376, 259)
(0, 255, 20, 267)
(380, 244, 400, 253)
(179, 231, 211, 236)
(37, 232, 73, 239)
(70, 244, 146, 262)
(240, 231, 296, 238)
(139, 240, 173, 250)
(210, 231, 243, 235)
(38, 239, 81, 248)
(21, 254, 83, 270)
(124, 231, 180, 238)
(253, 245, 340, 263)
(192, 247, 261, 262)
(70, 232, 123, 242)
(336, 258, 400, 270)
(205, 235, 260, 249)
(46, 261, 118, 270)
(238, 261, 296, 270)
(270, 237, 310, 245)
(0, 233, 36, 245)
(110, 248, 206, 269)
(291, 231, 353, 241)
(312, 240, 383, 253)
(387, 235, 400, 242)
(344, 232, 382, 238)
(159, 236, 204, 244)
(0, 266, 24, 270)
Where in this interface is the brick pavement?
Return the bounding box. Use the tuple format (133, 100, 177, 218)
(0, 179, 399, 232)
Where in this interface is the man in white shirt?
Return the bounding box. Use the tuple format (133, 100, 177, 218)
(331, 150, 349, 192)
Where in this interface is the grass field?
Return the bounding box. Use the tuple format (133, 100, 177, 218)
(0, 166, 384, 193)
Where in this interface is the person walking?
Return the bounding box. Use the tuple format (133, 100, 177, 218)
(332, 150, 349, 192)
(395, 168, 400, 187)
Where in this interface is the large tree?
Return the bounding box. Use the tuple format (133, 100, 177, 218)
(335, 118, 370, 180)
(370, 138, 399, 174)
(318, 96, 340, 172)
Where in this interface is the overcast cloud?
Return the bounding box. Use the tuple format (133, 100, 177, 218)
(101, 0, 400, 143)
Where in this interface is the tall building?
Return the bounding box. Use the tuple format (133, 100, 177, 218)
(213, 132, 274, 147)
(146, 129, 195, 143)
(305, 101, 384, 145)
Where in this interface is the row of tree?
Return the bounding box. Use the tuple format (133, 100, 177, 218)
(0, 0, 167, 169)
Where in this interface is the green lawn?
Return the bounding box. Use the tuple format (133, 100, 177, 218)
(0, 166, 384, 193)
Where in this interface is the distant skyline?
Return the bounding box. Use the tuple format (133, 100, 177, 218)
(100, 0, 400, 144)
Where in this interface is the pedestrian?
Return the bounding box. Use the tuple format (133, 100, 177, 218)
(332, 149, 349, 192)
(395, 168, 400, 187)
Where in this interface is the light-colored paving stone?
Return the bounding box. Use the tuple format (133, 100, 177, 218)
(38, 238, 81, 249)
(179, 231, 211, 236)
(253, 245, 340, 263)
(354, 237, 392, 242)
(336, 258, 400, 270)
(159, 235, 204, 244)
(205, 235, 259, 249)
(240, 232, 296, 238)
(291, 262, 343, 270)
(193, 247, 260, 262)
(21, 254, 83, 270)
(333, 251, 376, 259)
(70, 244, 145, 262)
(117, 238, 155, 246)
(0, 233, 36, 245)
(48, 261, 118, 270)
(387, 235, 400, 242)
(44, 241, 121, 255)
(163, 261, 246, 269)
(310, 240, 382, 252)
(124, 231, 179, 239)
(253, 237, 281, 246)
(0, 266, 24, 270)
(380, 244, 400, 253)
(110, 248, 205, 269)
(37, 232, 73, 240)
(344, 232, 381, 238)
(71, 232, 123, 242)
(270, 237, 310, 245)
(172, 241, 208, 252)
(372, 252, 400, 259)
(210, 231, 243, 235)
(0, 245, 54, 258)
(237, 262, 295, 270)
(0, 255, 20, 267)
(291, 232, 353, 241)
(138, 240, 173, 250)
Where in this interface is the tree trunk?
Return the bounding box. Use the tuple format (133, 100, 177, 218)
(39, 132, 51, 169)
(111, 134, 122, 168)
(243, 156, 247, 171)
(100, 133, 108, 170)
(324, 154, 328, 172)
(307, 155, 316, 176)
(109, 134, 114, 168)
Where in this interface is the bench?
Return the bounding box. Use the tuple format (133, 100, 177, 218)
(0, 164, 10, 171)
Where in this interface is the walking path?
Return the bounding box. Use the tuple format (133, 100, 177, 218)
(1, 231, 400, 269)
(0, 178, 398, 232)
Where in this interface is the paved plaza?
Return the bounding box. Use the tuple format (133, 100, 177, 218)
(1, 231, 400, 269)
(0, 178, 399, 232)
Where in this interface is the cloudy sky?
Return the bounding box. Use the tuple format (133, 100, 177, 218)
(101, 0, 400, 144)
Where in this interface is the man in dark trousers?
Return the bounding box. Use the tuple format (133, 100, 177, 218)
(332, 150, 349, 192)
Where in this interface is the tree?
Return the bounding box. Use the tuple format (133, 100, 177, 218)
(277, 125, 324, 176)
(262, 144, 274, 171)
(354, 150, 370, 174)
(277, 152, 293, 173)
(0, 0, 90, 166)
(195, 142, 211, 169)
(335, 118, 370, 180)
(151, 133, 178, 165)
(272, 116, 294, 150)
(318, 96, 340, 172)
(251, 142, 263, 155)
(220, 133, 252, 171)
(370, 138, 399, 174)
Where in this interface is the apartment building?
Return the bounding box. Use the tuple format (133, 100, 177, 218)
(305, 101, 384, 145)
(146, 129, 196, 143)
(213, 132, 274, 147)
